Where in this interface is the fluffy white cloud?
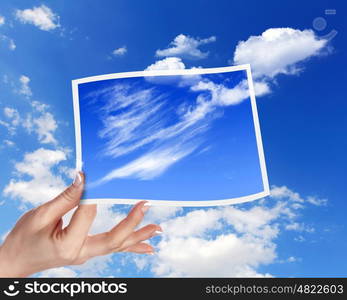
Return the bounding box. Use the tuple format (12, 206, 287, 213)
(3, 148, 68, 206)
(19, 75, 32, 97)
(146, 57, 186, 71)
(145, 57, 201, 86)
(253, 80, 271, 96)
(0, 15, 5, 26)
(112, 46, 127, 56)
(16, 5, 59, 31)
(131, 186, 327, 277)
(156, 34, 216, 60)
(160, 209, 222, 238)
(144, 206, 182, 224)
(153, 234, 274, 277)
(233, 28, 327, 78)
(231, 28, 330, 99)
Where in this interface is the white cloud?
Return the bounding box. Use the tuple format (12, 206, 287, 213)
(2, 77, 58, 145)
(3, 139, 15, 147)
(306, 196, 328, 206)
(146, 57, 186, 71)
(287, 256, 297, 262)
(253, 80, 271, 96)
(1, 107, 20, 135)
(20, 108, 58, 145)
(160, 209, 222, 238)
(3, 148, 68, 206)
(144, 206, 183, 224)
(8, 38, 16, 50)
(156, 34, 216, 60)
(16, 5, 59, 31)
(31, 100, 49, 112)
(270, 185, 304, 202)
(129, 185, 327, 277)
(89, 204, 126, 235)
(233, 28, 327, 78)
(70, 255, 114, 277)
(93, 143, 198, 185)
(145, 57, 202, 86)
(190, 79, 250, 107)
(232, 28, 330, 100)
(33, 112, 58, 144)
(19, 75, 32, 97)
(0, 34, 16, 51)
(285, 222, 315, 233)
(4, 107, 20, 126)
(0, 15, 5, 26)
(112, 46, 127, 56)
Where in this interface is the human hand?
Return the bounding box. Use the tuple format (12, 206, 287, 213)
(0, 172, 161, 277)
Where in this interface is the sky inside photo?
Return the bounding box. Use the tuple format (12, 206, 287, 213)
(78, 68, 267, 202)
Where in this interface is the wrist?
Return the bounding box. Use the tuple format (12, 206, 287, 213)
(0, 245, 28, 277)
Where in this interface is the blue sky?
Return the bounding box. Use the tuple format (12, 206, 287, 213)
(79, 70, 266, 202)
(0, 0, 346, 277)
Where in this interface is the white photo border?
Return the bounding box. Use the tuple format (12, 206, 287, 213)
(72, 64, 270, 206)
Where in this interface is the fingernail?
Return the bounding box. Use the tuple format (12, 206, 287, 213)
(141, 202, 151, 214)
(151, 230, 163, 238)
(154, 230, 163, 235)
(146, 251, 155, 255)
(73, 172, 83, 186)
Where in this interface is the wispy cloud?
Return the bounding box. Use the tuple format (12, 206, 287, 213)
(0, 34, 16, 51)
(88, 69, 252, 186)
(92, 142, 199, 185)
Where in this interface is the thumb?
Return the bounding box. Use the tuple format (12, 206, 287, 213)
(40, 172, 85, 221)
